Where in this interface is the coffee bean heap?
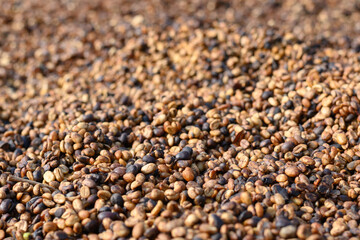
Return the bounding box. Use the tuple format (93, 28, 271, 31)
(1, 1, 360, 240)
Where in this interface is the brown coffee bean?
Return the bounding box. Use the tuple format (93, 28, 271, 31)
(132, 222, 145, 238)
(333, 131, 347, 145)
(285, 166, 300, 177)
(182, 167, 195, 181)
(44, 171, 55, 183)
(97, 190, 111, 200)
(44, 222, 58, 232)
(297, 224, 311, 239)
(54, 194, 66, 204)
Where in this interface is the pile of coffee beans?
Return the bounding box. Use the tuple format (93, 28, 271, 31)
(1, 0, 360, 239)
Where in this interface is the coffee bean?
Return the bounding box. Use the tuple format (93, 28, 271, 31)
(175, 151, 191, 160)
(110, 193, 124, 206)
(0, 199, 13, 214)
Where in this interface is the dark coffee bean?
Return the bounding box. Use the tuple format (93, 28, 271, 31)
(26, 197, 41, 211)
(194, 195, 205, 206)
(119, 133, 128, 144)
(97, 211, 119, 221)
(218, 177, 227, 185)
(262, 175, 275, 185)
(144, 227, 158, 238)
(126, 165, 139, 174)
(153, 127, 165, 137)
(87, 195, 98, 205)
(33, 229, 44, 239)
(33, 203, 46, 214)
(238, 211, 252, 222)
(305, 192, 318, 202)
(182, 146, 193, 155)
(77, 155, 90, 164)
(0, 141, 10, 151)
(54, 208, 65, 218)
(313, 126, 324, 135)
(193, 237, 204, 240)
(99, 206, 112, 212)
(260, 139, 271, 147)
(211, 233, 222, 240)
(0, 199, 13, 214)
(53, 231, 69, 240)
(322, 175, 334, 185)
(339, 195, 351, 201)
(281, 141, 295, 153)
(110, 193, 124, 207)
(83, 114, 95, 122)
(318, 184, 329, 195)
(175, 151, 191, 160)
(143, 155, 156, 163)
(262, 91, 273, 100)
(345, 114, 355, 122)
(275, 216, 291, 228)
(31, 214, 41, 225)
(209, 214, 223, 229)
(84, 220, 99, 233)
